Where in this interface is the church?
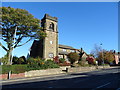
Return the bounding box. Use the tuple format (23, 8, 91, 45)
(30, 14, 88, 60)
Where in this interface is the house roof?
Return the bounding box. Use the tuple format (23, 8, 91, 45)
(58, 44, 88, 54)
(59, 51, 69, 55)
(59, 44, 75, 49)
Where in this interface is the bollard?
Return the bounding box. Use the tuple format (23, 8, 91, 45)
(66, 68, 68, 72)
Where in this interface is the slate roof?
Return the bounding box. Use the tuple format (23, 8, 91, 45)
(58, 51, 69, 55)
(59, 44, 75, 49)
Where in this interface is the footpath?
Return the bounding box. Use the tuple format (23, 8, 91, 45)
(1, 65, 118, 83)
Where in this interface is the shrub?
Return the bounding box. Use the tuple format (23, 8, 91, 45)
(17, 58, 25, 64)
(53, 56, 60, 64)
(1, 65, 28, 74)
(27, 57, 42, 68)
(10, 65, 27, 74)
(81, 57, 87, 61)
(59, 61, 71, 66)
(1, 59, 60, 74)
(67, 52, 79, 65)
(27, 58, 59, 70)
(38, 59, 46, 69)
(19, 56, 26, 64)
(1, 65, 11, 74)
(78, 60, 89, 66)
(44, 59, 59, 68)
(27, 57, 36, 65)
(59, 58, 65, 63)
(86, 56, 96, 65)
(13, 56, 26, 64)
(78, 62, 89, 67)
(0, 55, 8, 65)
(12, 56, 19, 64)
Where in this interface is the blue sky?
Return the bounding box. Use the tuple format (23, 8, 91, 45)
(0, 2, 118, 58)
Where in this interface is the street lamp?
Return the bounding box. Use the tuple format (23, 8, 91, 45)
(100, 43, 104, 68)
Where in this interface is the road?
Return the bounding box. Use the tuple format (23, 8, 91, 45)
(2, 67, 120, 89)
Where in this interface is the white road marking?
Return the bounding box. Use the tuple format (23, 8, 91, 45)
(96, 82, 111, 88)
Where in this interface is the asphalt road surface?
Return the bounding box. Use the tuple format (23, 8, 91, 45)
(2, 67, 120, 89)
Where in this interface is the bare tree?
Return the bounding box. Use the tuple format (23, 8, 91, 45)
(90, 44, 102, 58)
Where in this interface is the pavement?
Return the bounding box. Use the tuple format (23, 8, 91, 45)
(1, 73, 68, 83)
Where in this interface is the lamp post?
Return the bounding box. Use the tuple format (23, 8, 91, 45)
(100, 43, 104, 68)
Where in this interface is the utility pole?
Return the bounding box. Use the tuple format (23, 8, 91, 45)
(100, 43, 104, 68)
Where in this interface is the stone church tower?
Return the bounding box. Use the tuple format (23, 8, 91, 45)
(30, 14, 58, 59)
(42, 14, 58, 59)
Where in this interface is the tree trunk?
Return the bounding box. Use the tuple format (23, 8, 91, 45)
(7, 49, 13, 65)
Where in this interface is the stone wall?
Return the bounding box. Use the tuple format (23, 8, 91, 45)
(25, 68, 66, 77)
(68, 67, 96, 73)
(68, 66, 110, 73)
(24, 66, 110, 78)
(1, 65, 110, 80)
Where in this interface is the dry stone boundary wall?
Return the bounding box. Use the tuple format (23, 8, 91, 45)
(1, 65, 110, 80)
(24, 65, 110, 77)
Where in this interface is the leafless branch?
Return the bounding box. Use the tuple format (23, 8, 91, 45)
(15, 38, 32, 48)
(0, 42, 8, 51)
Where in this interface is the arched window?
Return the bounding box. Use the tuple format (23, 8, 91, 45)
(49, 22, 54, 31)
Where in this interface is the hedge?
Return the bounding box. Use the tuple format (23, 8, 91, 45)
(1, 63, 60, 74)
(1, 65, 28, 74)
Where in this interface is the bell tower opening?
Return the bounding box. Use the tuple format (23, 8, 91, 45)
(49, 22, 54, 31)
